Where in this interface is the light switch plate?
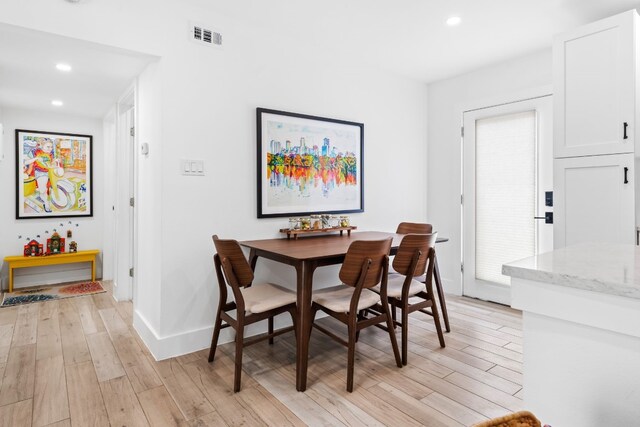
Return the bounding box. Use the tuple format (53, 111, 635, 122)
(181, 159, 205, 176)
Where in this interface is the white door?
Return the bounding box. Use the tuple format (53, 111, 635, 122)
(114, 92, 136, 302)
(554, 10, 635, 158)
(463, 96, 553, 304)
(554, 153, 635, 247)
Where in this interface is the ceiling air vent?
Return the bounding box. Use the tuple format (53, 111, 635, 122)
(191, 23, 222, 47)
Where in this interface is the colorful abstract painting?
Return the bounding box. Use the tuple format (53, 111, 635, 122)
(16, 129, 93, 219)
(257, 109, 364, 217)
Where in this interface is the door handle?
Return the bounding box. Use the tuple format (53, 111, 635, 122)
(624, 122, 629, 140)
(535, 213, 553, 224)
(624, 167, 629, 184)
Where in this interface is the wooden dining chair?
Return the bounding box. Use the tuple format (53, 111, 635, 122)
(308, 238, 402, 392)
(371, 233, 445, 365)
(209, 235, 297, 392)
(396, 222, 433, 235)
(395, 222, 450, 332)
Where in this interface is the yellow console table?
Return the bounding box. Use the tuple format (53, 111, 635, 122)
(3, 250, 100, 293)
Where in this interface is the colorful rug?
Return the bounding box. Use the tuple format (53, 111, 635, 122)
(1, 281, 106, 307)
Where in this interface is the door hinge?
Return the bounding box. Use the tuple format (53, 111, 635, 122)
(461, 126, 464, 137)
(460, 194, 464, 205)
(461, 263, 464, 273)
(129, 197, 135, 207)
(130, 127, 135, 137)
(129, 268, 134, 277)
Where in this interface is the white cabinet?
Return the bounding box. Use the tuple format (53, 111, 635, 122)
(554, 10, 640, 247)
(554, 11, 637, 158)
(554, 154, 635, 247)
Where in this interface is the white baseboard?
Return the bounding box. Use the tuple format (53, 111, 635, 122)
(133, 310, 207, 360)
(111, 279, 133, 302)
(132, 309, 294, 361)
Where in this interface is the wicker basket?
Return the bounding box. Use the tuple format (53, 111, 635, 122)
(473, 411, 541, 427)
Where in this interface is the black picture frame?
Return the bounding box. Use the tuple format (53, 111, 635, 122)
(15, 129, 93, 219)
(257, 108, 364, 218)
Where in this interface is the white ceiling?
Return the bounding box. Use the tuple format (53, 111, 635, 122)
(1, 0, 638, 119)
(207, 0, 640, 83)
(0, 23, 156, 119)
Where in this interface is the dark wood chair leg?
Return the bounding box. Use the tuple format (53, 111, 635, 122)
(391, 305, 397, 329)
(308, 306, 318, 343)
(382, 296, 402, 368)
(289, 307, 298, 343)
(346, 318, 357, 393)
(401, 303, 409, 366)
(208, 310, 223, 363)
(268, 316, 274, 345)
(233, 322, 244, 393)
(355, 310, 366, 342)
(430, 295, 446, 348)
(433, 254, 451, 332)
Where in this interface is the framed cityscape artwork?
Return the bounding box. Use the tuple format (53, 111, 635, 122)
(16, 129, 93, 219)
(257, 108, 364, 218)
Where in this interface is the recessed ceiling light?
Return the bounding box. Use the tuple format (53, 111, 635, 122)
(51, 100, 64, 107)
(446, 16, 461, 26)
(56, 63, 72, 72)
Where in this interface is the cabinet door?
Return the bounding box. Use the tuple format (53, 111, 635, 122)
(554, 154, 635, 248)
(554, 11, 636, 158)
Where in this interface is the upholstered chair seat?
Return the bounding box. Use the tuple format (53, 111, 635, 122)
(240, 283, 296, 314)
(372, 275, 424, 299)
(312, 285, 380, 313)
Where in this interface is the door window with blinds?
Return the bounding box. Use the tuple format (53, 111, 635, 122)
(475, 111, 536, 285)
(462, 95, 553, 304)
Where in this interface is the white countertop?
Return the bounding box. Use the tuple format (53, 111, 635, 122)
(502, 243, 640, 300)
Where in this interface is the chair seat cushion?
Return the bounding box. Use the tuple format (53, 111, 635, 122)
(240, 283, 296, 314)
(372, 274, 424, 298)
(312, 285, 380, 313)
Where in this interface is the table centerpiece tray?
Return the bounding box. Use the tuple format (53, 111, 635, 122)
(279, 226, 357, 240)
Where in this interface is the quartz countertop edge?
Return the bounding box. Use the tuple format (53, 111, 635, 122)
(502, 243, 640, 300)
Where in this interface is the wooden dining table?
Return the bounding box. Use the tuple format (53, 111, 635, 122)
(241, 231, 449, 391)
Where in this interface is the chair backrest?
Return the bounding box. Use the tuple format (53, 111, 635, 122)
(339, 238, 392, 288)
(396, 222, 433, 234)
(212, 235, 254, 288)
(392, 233, 437, 277)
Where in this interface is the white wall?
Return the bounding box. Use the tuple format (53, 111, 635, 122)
(102, 109, 116, 283)
(427, 49, 553, 296)
(0, 107, 104, 288)
(132, 62, 163, 340)
(0, 107, 4, 161)
(0, 1, 429, 359)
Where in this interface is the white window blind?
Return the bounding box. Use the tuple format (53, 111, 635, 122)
(475, 111, 536, 285)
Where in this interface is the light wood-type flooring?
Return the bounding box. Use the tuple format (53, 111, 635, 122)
(0, 281, 524, 426)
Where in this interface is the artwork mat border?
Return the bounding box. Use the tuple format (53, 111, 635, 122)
(15, 128, 94, 220)
(256, 107, 364, 218)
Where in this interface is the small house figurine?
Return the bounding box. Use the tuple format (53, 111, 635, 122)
(46, 232, 66, 255)
(23, 239, 43, 257)
(69, 241, 77, 253)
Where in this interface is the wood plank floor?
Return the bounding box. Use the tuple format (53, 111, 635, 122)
(0, 282, 524, 426)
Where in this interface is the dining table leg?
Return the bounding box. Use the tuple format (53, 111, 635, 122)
(248, 249, 258, 271)
(296, 259, 317, 391)
(433, 253, 451, 332)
